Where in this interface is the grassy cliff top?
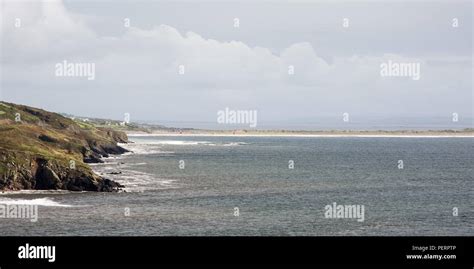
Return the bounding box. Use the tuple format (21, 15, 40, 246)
(0, 101, 127, 191)
(0, 102, 125, 161)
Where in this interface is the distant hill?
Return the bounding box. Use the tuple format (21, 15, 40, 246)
(0, 101, 127, 192)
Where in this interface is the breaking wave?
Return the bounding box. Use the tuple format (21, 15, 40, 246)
(0, 197, 75, 207)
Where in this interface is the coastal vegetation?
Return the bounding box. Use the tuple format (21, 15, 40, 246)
(0, 102, 127, 191)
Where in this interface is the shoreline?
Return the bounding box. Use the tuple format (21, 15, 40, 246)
(125, 131, 474, 138)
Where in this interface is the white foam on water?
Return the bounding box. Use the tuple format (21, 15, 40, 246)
(118, 142, 174, 155)
(111, 169, 181, 193)
(131, 140, 211, 146)
(213, 142, 249, 146)
(92, 161, 181, 193)
(127, 162, 147, 166)
(0, 190, 82, 195)
(0, 197, 75, 207)
(102, 139, 244, 192)
(123, 140, 248, 150)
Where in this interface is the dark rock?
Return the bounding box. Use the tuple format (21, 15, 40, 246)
(64, 176, 96, 191)
(38, 134, 58, 143)
(83, 153, 104, 163)
(97, 178, 124, 192)
(35, 165, 62, 189)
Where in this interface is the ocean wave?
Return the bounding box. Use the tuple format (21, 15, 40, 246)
(92, 163, 181, 193)
(0, 197, 76, 207)
(210, 142, 249, 146)
(131, 140, 211, 146)
(96, 139, 247, 192)
(125, 162, 147, 166)
(118, 143, 174, 155)
(124, 140, 249, 148)
(117, 140, 248, 157)
(0, 190, 83, 195)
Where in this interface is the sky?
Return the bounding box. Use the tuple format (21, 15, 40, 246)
(0, 0, 472, 129)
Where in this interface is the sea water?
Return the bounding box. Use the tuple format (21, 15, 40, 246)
(0, 136, 472, 236)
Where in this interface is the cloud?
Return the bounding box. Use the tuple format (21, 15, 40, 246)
(1, 0, 471, 123)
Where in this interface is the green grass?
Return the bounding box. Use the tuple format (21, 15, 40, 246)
(0, 103, 11, 109)
(0, 101, 129, 180)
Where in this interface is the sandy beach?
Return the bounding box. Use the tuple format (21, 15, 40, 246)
(126, 131, 474, 138)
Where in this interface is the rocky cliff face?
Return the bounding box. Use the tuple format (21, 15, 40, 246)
(0, 101, 128, 192)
